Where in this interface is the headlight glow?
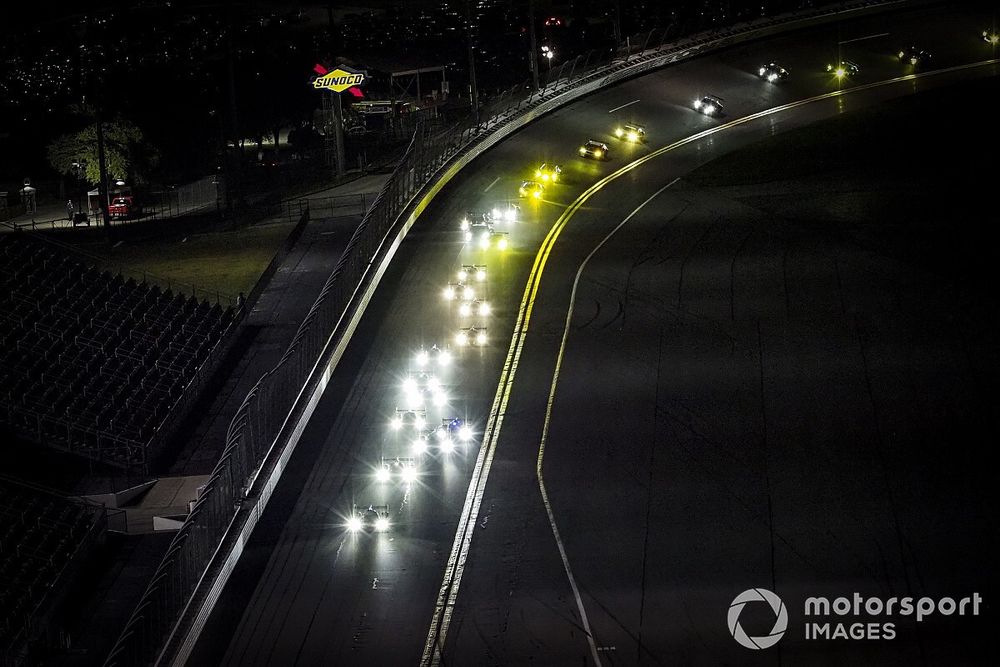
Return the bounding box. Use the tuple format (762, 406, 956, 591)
(693, 99, 702, 108)
(375, 517, 390, 532)
(835, 67, 845, 78)
(456, 330, 469, 346)
(504, 208, 517, 222)
(460, 218, 469, 231)
(347, 516, 363, 532)
(375, 466, 391, 483)
(497, 237, 508, 251)
(479, 235, 490, 249)
(414, 415, 426, 430)
(443, 286, 455, 300)
(412, 438, 428, 454)
(579, 147, 586, 155)
(705, 105, 715, 114)
(463, 286, 475, 300)
(626, 131, 638, 141)
(402, 377, 418, 394)
(457, 268, 468, 281)
(437, 349, 452, 366)
(478, 302, 491, 317)
(401, 467, 417, 484)
(759, 67, 766, 75)
(439, 438, 455, 454)
(458, 425, 473, 441)
(415, 349, 429, 366)
(390, 415, 402, 430)
(593, 150, 602, 157)
(532, 190, 541, 198)
(767, 73, 777, 81)
(476, 268, 487, 281)
(433, 391, 447, 407)
(459, 302, 472, 317)
(492, 207, 501, 219)
(476, 331, 488, 346)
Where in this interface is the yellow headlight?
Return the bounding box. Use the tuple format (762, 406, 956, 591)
(594, 150, 602, 157)
(532, 190, 540, 198)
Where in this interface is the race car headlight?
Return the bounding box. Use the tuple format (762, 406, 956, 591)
(497, 237, 508, 251)
(579, 146, 586, 155)
(437, 349, 452, 366)
(415, 349, 429, 366)
(626, 131, 638, 141)
(759, 67, 766, 75)
(834, 67, 845, 78)
(414, 415, 426, 430)
(456, 330, 469, 346)
(375, 466, 391, 483)
(518, 188, 527, 196)
(541, 173, 549, 181)
(492, 207, 502, 219)
(402, 377, 418, 394)
(412, 438, 428, 454)
(479, 235, 490, 249)
(704, 105, 715, 114)
(504, 208, 517, 222)
(476, 331, 488, 346)
(439, 438, 455, 454)
(767, 73, 777, 81)
(458, 425, 473, 441)
(390, 415, 403, 430)
(593, 149, 602, 157)
(535, 169, 541, 177)
(347, 516, 363, 532)
(433, 391, 447, 407)
(460, 218, 469, 231)
(478, 302, 491, 317)
(693, 99, 702, 108)
(551, 173, 558, 182)
(464, 230, 472, 241)
(459, 302, 472, 317)
(375, 517, 390, 532)
(909, 57, 918, 65)
(476, 268, 487, 281)
(463, 286, 475, 300)
(457, 269, 468, 281)
(897, 50, 905, 59)
(426, 376, 440, 392)
(443, 286, 455, 300)
(532, 190, 541, 198)
(401, 467, 418, 484)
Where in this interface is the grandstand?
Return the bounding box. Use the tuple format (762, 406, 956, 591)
(0, 477, 106, 665)
(0, 233, 235, 471)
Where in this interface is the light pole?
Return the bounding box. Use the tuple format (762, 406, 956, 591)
(528, 0, 539, 91)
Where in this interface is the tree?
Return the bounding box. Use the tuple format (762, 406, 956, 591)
(45, 118, 159, 186)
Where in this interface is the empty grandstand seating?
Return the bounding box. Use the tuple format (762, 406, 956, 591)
(0, 478, 105, 663)
(0, 234, 235, 469)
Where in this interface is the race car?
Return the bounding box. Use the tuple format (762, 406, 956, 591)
(460, 210, 492, 234)
(458, 299, 491, 318)
(475, 231, 509, 251)
(826, 60, 860, 79)
(455, 326, 488, 347)
(442, 282, 477, 302)
(693, 95, 724, 115)
(534, 163, 562, 182)
(346, 504, 391, 532)
(489, 202, 520, 222)
(614, 124, 646, 142)
(414, 344, 452, 368)
(456, 264, 487, 283)
(518, 180, 545, 199)
(578, 140, 609, 160)
(402, 370, 447, 407)
(463, 219, 493, 243)
(374, 456, 419, 484)
(441, 417, 474, 442)
(897, 46, 931, 66)
(983, 29, 999, 45)
(391, 407, 427, 431)
(758, 62, 789, 82)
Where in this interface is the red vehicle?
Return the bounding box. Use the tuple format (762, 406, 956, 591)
(108, 195, 141, 218)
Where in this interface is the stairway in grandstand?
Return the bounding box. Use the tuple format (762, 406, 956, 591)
(0, 233, 235, 471)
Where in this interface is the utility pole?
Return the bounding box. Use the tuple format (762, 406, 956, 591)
(465, 0, 479, 121)
(528, 0, 539, 91)
(332, 91, 345, 177)
(95, 111, 111, 231)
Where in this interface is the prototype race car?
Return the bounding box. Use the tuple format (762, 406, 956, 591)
(443, 282, 477, 302)
(456, 264, 487, 283)
(534, 163, 562, 182)
(489, 202, 520, 222)
(475, 231, 508, 251)
(414, 344, 452, 368)
(518, 180, 545, 199)
(458, 299, 491, 318)
(462, 218, 493, 243)
(826, 60, 860, 78)
(402, 370, 447, 407)
(374, 456, 419, 484)
(455, 326, 488, 347)
(897, 46, 931, 66)
(758, 62, 789, 82)
(613, 124, 646, 142)
(983, 29, 999, 45)
(693, 95, 724, 115)
(578, 140, 609, 160)
(346, 504, 391, 532)
(391, 407, 427, 431)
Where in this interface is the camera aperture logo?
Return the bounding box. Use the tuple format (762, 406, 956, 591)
(728, 588, 983, 648)
(728, 588, 788, 649)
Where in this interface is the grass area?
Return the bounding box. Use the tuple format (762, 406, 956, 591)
(75, 220, 297, 303)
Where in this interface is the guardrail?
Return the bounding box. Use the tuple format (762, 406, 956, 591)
(104, 0, 913, 663)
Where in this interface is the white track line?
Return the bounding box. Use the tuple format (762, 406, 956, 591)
(608, 99, 641, 113)
(839, 31, 890, 44)
(537, 179, 680, 667)
(483, 176, 500, 193)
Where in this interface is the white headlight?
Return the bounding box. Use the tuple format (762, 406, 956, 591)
(459, 302, 471, 317)
(457, 269, 468, 281)
(464, 230, 472, 241)
(439, 438, 455, 453)
(390, 415, 402, 430)
(401, 467, 417, 484)
(463, 286, 475, 300)
(375, 517, 390, 532)
(476, 268, 487, 281)
(458, 425, 473, 441)
(705, 105, 715, 114)
(768, 73, 777, 81)
(437, 349, 452, 366)
(460, 218, 469, 231)
(476, 331, 488, 346)
(347, 516, 363, 532)
(456, 331, 469, 346)
(375, 467, 391, 483)
(412, 438, 428, 454)
(504, 208, 516, 222)
(415, 349, 429, 366)
(414, 415, 426, 430)
(479, 235, 490, 249)
(436, 428, 449, 442)
(402, 377, 418, 394)
(443, 286, 455, 300)
(627, 132, 638, 141)
(478, 302, 491, 317)
(492, 207, 501, 219)
(497, 238, 508, 251)
(433, 391, 447, 407)
(759, 67, 766, 75)
(693, 99, 702, 108)
(426, 376, 440, 392)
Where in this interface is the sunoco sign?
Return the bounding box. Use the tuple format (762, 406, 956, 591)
(312, 65, 365, 92)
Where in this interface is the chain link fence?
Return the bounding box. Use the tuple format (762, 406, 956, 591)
(104, 1, 907, 663)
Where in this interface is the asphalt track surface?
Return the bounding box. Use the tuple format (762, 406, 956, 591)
(192, 4, 1000, 665)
